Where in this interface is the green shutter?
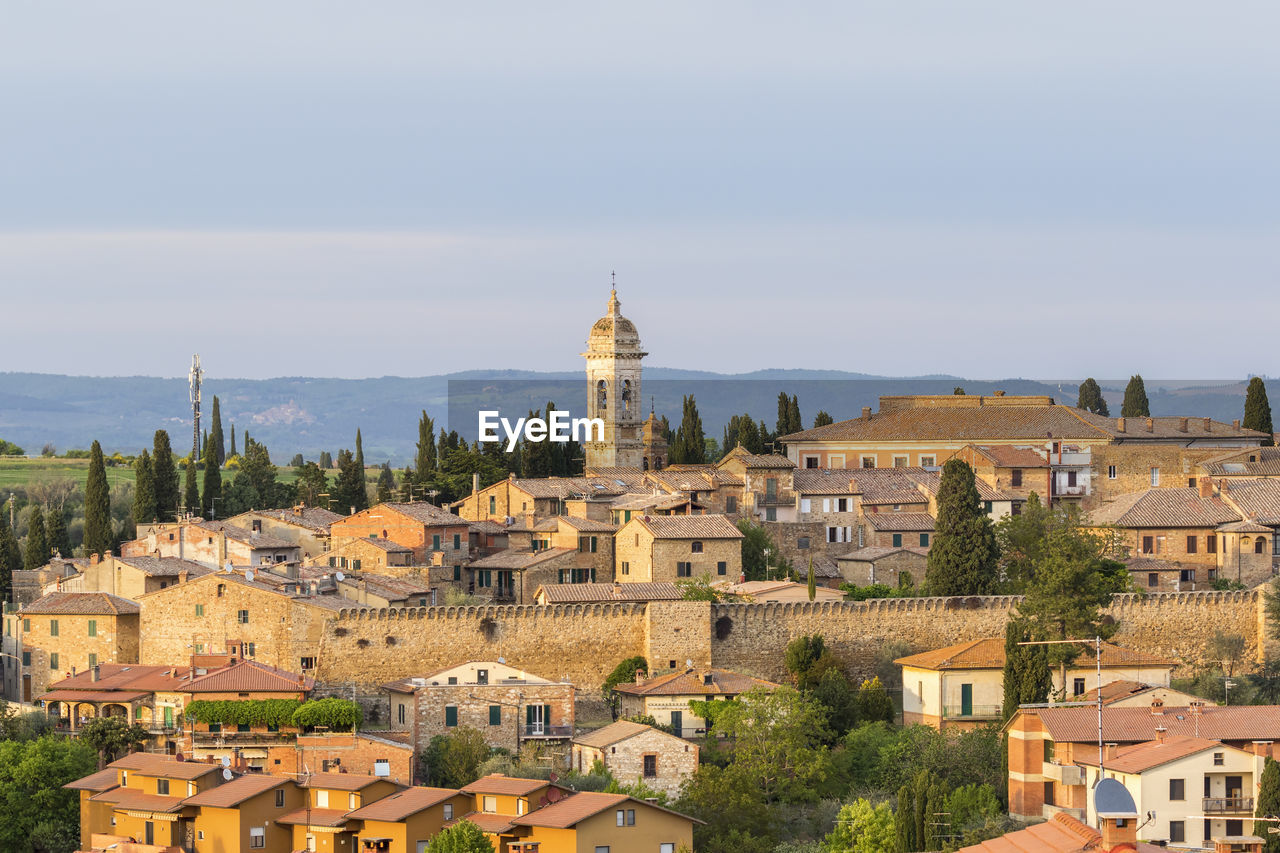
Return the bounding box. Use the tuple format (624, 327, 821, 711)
(87, 619, 97, 637)
(892, 533, 902, 547)
(489, 706, 501, 726)
(433, 534, 441, 550)
(526, 705, 535, 725)
(445, 706, 458, 727)
(544, 705, 552, 728)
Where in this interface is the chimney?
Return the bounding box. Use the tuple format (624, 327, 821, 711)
(1154, 725, 1167, 743)
(634, 668, 648, 685)
(1199, 476, 1215, 498)
(178, 570, 189, 585)
(1100, 814, 1138, 851)
(1190, 700, 1204, 716)
(1105, 743, 1119, 761)
(1146, 417, 1154, 433)
(1116, 418, 1126, 433)
(1253, 741, 1274, 758)
(90, 553, 100, 566)
(1151, 698, 1165, 715)
(861, 407, 872, 420)
(1204, 417, 1212, 431)
(91, 664, 101, 682)
(1233, 419, 1242, 431)
(1179, 417, 1188, 433)
(473, 472, 481, 496)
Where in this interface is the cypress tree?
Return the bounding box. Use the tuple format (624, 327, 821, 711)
(23, 507, 49, 570)
(925, 459, 999, 595)
(415, 412, 437, 479)
(896, 783, 916, 853)
(1077, 378, 1109, 416)
(201, 440, 221, 518)
(1244, 377, 1275, 446)
(229, 423, 237, 457)
(807, 554, 816, 601)
(0, 513, 19, 603)
(210, 396, 226, 465)
(152, 430, 179, 521)
(319, 450, 333, 469)
(332, 449, 363, 514)
(1121, 375, 1150, 418)
(813, 410, 834, 429)
(182, 456, 200, 516)
(84, 440, 113, 557)
(1002, 618, 1050, 721)
(671, 395, 706, 464)
(133, 449, 156, 524)
(352, 429, 369, 512)
(45, 504, 70, 559)
(1257, 757, 1280, 850)
(788, 394, 801, 436)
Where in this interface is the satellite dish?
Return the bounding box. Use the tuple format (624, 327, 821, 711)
(245, 570, 255, 583)
(335, 572, 345, 582)
(1094, 778, 1138, 818)
(686, 659, 692, 668)
(221, 756, 231, 767)
(222, 768, 233, 781)
(497, 656, 506, 664)
(224, 561, 233, 573)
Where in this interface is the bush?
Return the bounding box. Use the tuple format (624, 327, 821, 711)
(291, 697, 362, 732)
(185, 699, 302, 728)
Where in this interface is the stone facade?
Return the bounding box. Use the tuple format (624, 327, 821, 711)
(6, 609, 140, 701)
(614, 518, 742, 583)
(583, 289, 648, 470)
(572, 725, 698, 797)
(329, 503, 470, 565)
(1089, 443, 1231, 507)
(389, 680, 575, 753)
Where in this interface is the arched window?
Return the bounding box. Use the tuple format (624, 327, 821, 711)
(622, 379, 632, 415)
(1257, 537, 1267, 555)
(596, 380, 607, 412)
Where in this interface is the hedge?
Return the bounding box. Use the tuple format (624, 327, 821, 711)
(184, 697, 362, 732)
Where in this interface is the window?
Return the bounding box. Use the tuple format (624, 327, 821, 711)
(49, 619, 58, 637)
(1180, 569, 1196, 584)
(796, 537, 810, 549)
(1067, 471, 1078, 487)
(1187, 535, 1197, 554)
(1214, 751, 1224, 766)
(87, 619, 97, 637)
(22, 618, 30, 632)
(238, 609, 249, 624)
(445, 706, 458, 727)
(800, 499, 812, 514)
(250, 827, 265, 848)
(717, 561, 727, 575)
(351, 559, 362, 571)
(596, 848, 611, 853)
(328, 557, 337, 567)
(836, 498, 848, 513)
(1073, 678, 1085, 696)
(661, 846, 676, 853)
(483, 796, 497, 813)
(1148, 573, 1159, 588)
(621, 561, 630, 576)
(822, 498, 831, 513)
(616, 809, 636, 826)
(1258, 537, 1268, 555)
(1150, 467, 1160, 487)
(217, 584, 226, 597)
(1043, 780, 1055, 806)
(50, 653, 59, 670)
(1170, 778, 1185, 800)
(489, 495, 497, 514)
(1043, 739, 1055, 762)
(765, 507, 776, 521)
(453, 564, 461, 581)
(804, 456, 819, 468)
(432, 534, 441, 550)
(1108, 465, 1117, 479)
(725, 496, 737, 513)
(443, 803, 453, 820)
(643, 754, 657, 777)
(920, 456, 935, 467)
(676, 562, 692, 578)
(157, 779, 170, 794)
(316, 791, 329, 808)
(627, 809, 635, 825)
(893, 456, 908, 468)
(1011, 469, 1023, 487)
(397, 703, 406, 725)
(862, 456, 876, 469)
(919, 533, 929, 547)
(1142, 536, 1154, 554)
(489, 705, 501, 726)
(195, 604, 204, 617)
(1170, 821, 1185, 843)
(300, 657, 315, 669)
(1188, 477, 1197, 488)
(88, 653, 97, 667)
(276, 788, 286, 807)
(691, 541, 703, 553)
(22, 651, 30, 666)
(1208, 534, 1217, 554)
(892, 533, 903, 548)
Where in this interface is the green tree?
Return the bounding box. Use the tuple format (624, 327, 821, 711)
(201, 440, 221, 519)
(45, 506, 70, 561)
(807, 554, 816, 601)
(925, 460, 998, 595)
(182, 455, 200, 515)
(994, 492, 1052, 592)
(353, 429, 369, 511)
(1257, 757, 1280, 851)
(133, 449, 156, 524)
(421, 728, 491, 788)
(83, 440, 113, 556)
(228, 423, 237, 457)
(376, 463, 396, 503)
(0, 513, 21, 602)
(813, 410, 834, 428)
(1076, 378, 1109, 416)
(23, 507, 49, 570)
(295, 461, 328, 508)
(953, 387, 966, 395)
(738, 519, 786, 581)
(679, 762, 777, 852)
(331, 449, 365, 514)
(1207, 630, 1247, 678)
(706, 686, 830, 802)
(152, 429, 180, 521)
(210, 395, 226, 465)
(1248, 658, 1280, 705)
(426, 820, 494, 853)
(0, 735, 98, 853)
(947, 783, 1003, 838)
(416, 412, 438, 479)
(826, 799, 896, 853)
(784, 634, 830, 690)
(603, 656, 649, 720)
(1244, 377, 1275, 446)
(853, 676, 894, 724)
(1001, 618, 1050, 721)
(1121, 374, 1150, 418)
(78, 716, 148, 767)
(670, 395, 706, 464)
(677, 574, 724, 602)
(240, 438, 288, 508)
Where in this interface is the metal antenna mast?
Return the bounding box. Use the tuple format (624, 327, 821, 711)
(189, 354, 204, 461)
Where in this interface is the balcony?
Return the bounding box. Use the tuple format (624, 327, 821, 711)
(1203, 797, 1253, 814)
(1053, 452, 1091, 466)
(1053, 485, 1087, 498)
(522, 725, 573, 739)
(1042, 762, 1085, 786)
(753, 491, 796, 508)
(942, 704, 1002, 720)
(192, 729, 295, 746)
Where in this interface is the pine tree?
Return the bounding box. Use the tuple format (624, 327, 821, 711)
(376, 464, 396, 503)
(1002, 618, 1050, 721)
(670, 395, 705, 464)
(1257, 757, 1280, 850)
(415, 412, 437, 479)
(1244, 377, 1275, 446)
(925, 459, 999, 595)
(332, 449, 364, 515)
(201, 441, 222, 518)
(152, 430, 179, 521)
(1076, 378, 1109, 416)
(229, 423, 237, 457)
(84, 440, 113, 557)
(133, 449, 156, 525)
(182, 456, 200, 516)
(23, 507, 49, 570)
(45, 505, 70, 560)
(210, 396, 226, 465)
(1121, 375, 1150, 418)
(812, 410, 834, 429)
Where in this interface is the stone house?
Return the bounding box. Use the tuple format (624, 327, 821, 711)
(329, 502, 471, 566)
(452, 475, 631, 525)
(861, 511, 936, 550)
(466, 546, 581, 604)
(614, 514, 743, 584)
(53, 553, 213, 599)
(311, 536, 415, 573)
(224, 506, 344, 559)
(4, 591, 140, 704)
(336, 573, 434, 608)
(953, 444, 1053, 503)
(38, 662, 190, 736)
(531, 581, 684, 605)
(836, 545, 929, 587)
(719, 580, 846, 603)
(571, 719, 698, 797)
(125, 518, 303, 568)
(614, 667, 779, 738)
(384, 661, 575, 753)
(715, 447, 796, 523)
(1218, 478, 1280, 567)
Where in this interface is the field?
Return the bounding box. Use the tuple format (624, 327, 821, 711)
(0, 457, 307, 493)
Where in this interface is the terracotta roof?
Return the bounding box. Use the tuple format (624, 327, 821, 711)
(1088, 488, 1240, 529)
(1202, 447, 1280, 477)
(347, 537, 412, 553)
(574, 720, 665, 749)
(1221, 479, 1280, 525)
(90, 788, 188, 813)
(862, 512, 936, 532)
(301, 771, 390, 791)
(1122, 557, 1186, 573)
(276, 807, 351, 827)
(48, 663, 191, 694)
(461, 775, 553, 796)
(534, 582, 684, 603)
(609, 493, 700, 512)
(895, 638, 1176, 671)
(185, 659, 311, 693)
(469, 520, 508, 535)
(347, 786, 459, 820)
(41, 689, 151, 703)
(905, 469, 1013, 502)
(1029, 704, 1280, 743)
(635, 515, 743, 540)
(1217, 520, 1272, 534)
(839, 545, 930, 561)
(182, 773, 287, 807)
(20, 591, 140, 615)
(1073, 735, 1231, 773)
(958, 810, 1106, 853)
(109, 753, 222, 781)
(615, 667, 779, 697)
(239, 506, 344, 532)
(373, 502, 468, 526)
(557, 516, 619, 533)
(724, 580, 846, 601)
(64, 768, 122, 792)
(444, 812, 517, 834)
(195, 520, 297, 550)
(809, 553, 842, 578)
(969, 445, 1050, 468)
(112, 556, 215, 577)
(718, 448, 795, 469)
(339, 574, 431, 599)
(513, 791, 630, 828)
(791, 469, 858, 494)
(584, 467, 649, 486)
(510, 478, 630, 499)
(847, 468, 933, 505)
(469, 547, 576, 570)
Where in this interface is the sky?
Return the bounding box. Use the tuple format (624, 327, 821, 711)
(1, 2, 1277, 380)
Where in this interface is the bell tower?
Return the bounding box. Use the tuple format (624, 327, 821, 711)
(583, 284, 647, 469)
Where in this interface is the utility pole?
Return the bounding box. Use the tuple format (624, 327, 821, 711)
(189, 354, 204, 463)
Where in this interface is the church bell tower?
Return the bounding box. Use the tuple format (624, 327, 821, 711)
(583, 285, 647, 469)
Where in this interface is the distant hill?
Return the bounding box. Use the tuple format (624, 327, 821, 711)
(0, 371, 1255, 466)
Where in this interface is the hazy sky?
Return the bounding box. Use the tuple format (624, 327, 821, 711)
(2, 2, 1277, 380)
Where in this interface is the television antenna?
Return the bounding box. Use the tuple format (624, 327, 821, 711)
(189, 354, 204, 461)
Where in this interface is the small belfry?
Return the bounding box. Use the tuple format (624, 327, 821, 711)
(582, 280, 648, 469)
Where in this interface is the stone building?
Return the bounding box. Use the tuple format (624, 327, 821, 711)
(614, 514, 743, 583)
(582, 288, 650, 471)
(52, 553, 213, 599)
(224, 505, 343, 559)
(384, 661, 575, 753)
(614, 666, 779, 738)
(571, 720, 698, 796)
(125, 518, 303, 568)
(311, 536, 415, 573)
(329, 502, 471, 566)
